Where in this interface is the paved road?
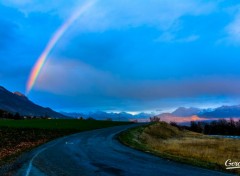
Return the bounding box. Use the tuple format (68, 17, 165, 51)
(12, 124, 232, 176)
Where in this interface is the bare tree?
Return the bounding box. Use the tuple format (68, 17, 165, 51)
(150, 116, 160, 122)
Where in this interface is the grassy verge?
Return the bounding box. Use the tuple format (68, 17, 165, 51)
(0, 119, 131, 166)
(118, 122, 240, 174)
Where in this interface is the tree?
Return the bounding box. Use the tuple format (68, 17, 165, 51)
(150, 116, 160, 122)
(86, 117, 95, 121)
(79, 117, 84, 120)
(190, 121, 203, 133)
(13, 112, 22, 120)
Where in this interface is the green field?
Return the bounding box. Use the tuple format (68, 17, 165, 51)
(0, 119, 131, 166)
(0, 119, 130, 130)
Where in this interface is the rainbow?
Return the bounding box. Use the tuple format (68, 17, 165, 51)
(26, 1, 96, 94)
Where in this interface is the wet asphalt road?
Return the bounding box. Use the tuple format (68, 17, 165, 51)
(13, 124, 232, 176)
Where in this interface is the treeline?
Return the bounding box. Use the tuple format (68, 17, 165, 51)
(0, 110, 23, 120)
(171, 119, 240, 135)
(0, 109, 101, 121)
(0, 109, 50, 120)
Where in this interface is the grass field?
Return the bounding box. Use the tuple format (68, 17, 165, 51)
(0, 119, 129, 130)
(0, 119, 130, 166)
(119, 122, 240, 174)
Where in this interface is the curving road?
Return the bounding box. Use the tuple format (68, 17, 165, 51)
(11, 124, 232, 176)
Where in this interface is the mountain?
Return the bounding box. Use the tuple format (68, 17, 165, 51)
(155, 107, 203, 120)
(154, 107, 212, 123)
(155, 113, 174, 121)
(200, 105, 240, 118)
(0, 86, 66, 118)
(172, 107, 201, 117)
(61, 111, 129, 121)
(155, 105, 240, 123)
(61, 111, 153, 121)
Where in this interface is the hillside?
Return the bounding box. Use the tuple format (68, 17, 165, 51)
(0, 86, 66, 118)
(119, 122, 240, 174)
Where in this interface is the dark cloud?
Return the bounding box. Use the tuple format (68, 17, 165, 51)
(0, 18, 18, 49)
(53, 31, 124, 70)
(113, 77, 240, 100)
(0, 4, 25, 50)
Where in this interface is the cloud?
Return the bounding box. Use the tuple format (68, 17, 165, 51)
(2, 0, 240, 112)
(33, 68, 240, 112)
(220, 4, 240, 45)
(0, 4, 22, 50)
(156, 33, 199, 43)
(35, 58, 240, 101)
(177, 35, 200, 42)
(35, 58, 114, 95)
(106, 76, 240, 101)
(1, 0, 216, 31)
(0, 19, 18, 49)
(1, 0, 81, 18)
(225, 12, 240, 43)
(66, 0, 216, 33)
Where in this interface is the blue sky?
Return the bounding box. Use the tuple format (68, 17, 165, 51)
(1, 0, 240, 113)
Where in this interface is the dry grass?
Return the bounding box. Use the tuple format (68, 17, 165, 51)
(0, 140, 46, 160)
(120, 122, 240, 174)
(0, 128, 74, 166)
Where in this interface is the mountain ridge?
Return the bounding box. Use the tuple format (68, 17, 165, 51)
(61, 111, 153, 121)
(199, 105, 240, 118)
(0, 86, 66, 118)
